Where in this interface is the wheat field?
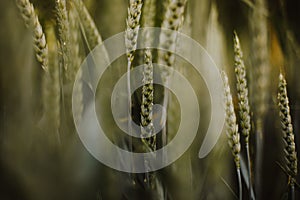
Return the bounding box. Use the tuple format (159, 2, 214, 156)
(0, 0, 300, 199)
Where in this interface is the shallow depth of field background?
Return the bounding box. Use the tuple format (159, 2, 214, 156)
(1, 0, 300, 199)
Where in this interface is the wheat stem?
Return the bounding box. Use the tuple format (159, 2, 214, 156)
(237, 168, 242, 200)
(42, 25, 61, 144)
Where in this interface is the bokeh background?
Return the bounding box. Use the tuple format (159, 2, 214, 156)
(1, 0, 300, 199)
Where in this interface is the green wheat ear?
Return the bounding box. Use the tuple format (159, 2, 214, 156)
(16, 0, 48, 72)
(278, 73, 298, 180)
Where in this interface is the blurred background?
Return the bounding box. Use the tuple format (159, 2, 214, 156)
(1, 0, 300, 199)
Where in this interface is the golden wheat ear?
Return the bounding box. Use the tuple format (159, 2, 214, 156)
(233, 31, 253, 199)
(250, 1, 270, 195)
(158, 0, 187, 82)
(278, 73, 298, 199)
(124, 0, 143, 131)
(222, 70, 242, 200)
(73, 0, 103, 50)
(55, 0, 70, 79)
(16, 0, 49, 72)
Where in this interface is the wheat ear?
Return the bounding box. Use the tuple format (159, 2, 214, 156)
(125, 0, 143, 63)
(140, 0, 156, 148)
(125, 0, 143, 139)
(55, 0, 71, 80)
(157, 0, 187, 148)
(140, 0, 156, 49)
(233, 31, 252, 198)
(141, 51, 155, 146)
(158, 0, 186, 82)
(222, 71, 242, 200)
(74, 0, 103, 50)
(16, 0, 48, 71)
(250, 1, 270, 194)
(278, 73, 298, 199)
(139, 0, 159, 188)
(251, 0, 269, 124)
(141, 0, 156, 28)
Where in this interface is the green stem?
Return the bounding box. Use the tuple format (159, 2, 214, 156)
(246, 143, 253, 200)
(289, 179, 295, 200)
(255, 122, 263, 199)
(237, 168, 242, 200)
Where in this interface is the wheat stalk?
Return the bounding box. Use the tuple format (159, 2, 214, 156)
(68, 4, 83, 123)
(68, 4, 82, 82)
(140, 0, 156, 152)
(250, 1, 270, 194)
(140, 0, 156, 55)
(251, 0, 269, 127)
(158, 0, 187, 82)
(141, 0, 156, 28)
(233, 31, 252, 198)
(74, 0, 103, 50)
(157, 0, 187, 149)
(222, 71, 242, 200)
(139, 0, 160, 189)
(125, 0, 143, 136)
(278, 73, 298, 199)
(42, 25, 61, 144)
(16, 0, 48, 72)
